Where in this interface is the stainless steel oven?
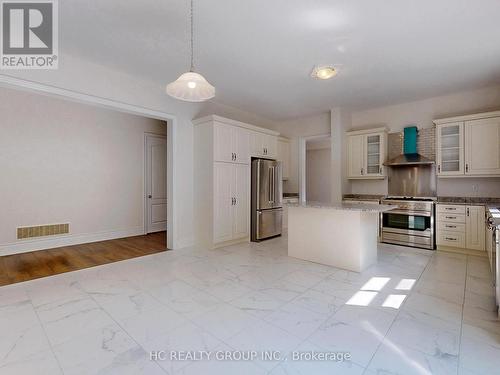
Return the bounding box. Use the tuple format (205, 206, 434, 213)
(380, 198, 435, 250)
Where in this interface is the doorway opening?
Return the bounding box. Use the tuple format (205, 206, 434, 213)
(0, 77, 177, 257)
(298, 134, 331, 203)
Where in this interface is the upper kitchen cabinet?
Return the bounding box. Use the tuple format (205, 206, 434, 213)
(434, 111, 500, 177)
(436, 122, 464, 175)
(346, 127, 388, 179)
(250, 131, 278, 158)
(213, 121, 249, 164)
(277, 137, 291, 179)
(465, 117, 500, 175)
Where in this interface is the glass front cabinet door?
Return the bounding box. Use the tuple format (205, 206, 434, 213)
(436, 122, 464, 176)
(364, 133, 384, 176)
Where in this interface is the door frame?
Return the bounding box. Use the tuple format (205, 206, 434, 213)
(0, 74, 177, 250)
(144, 133, 168, 234)
(298, 133, 331, 203)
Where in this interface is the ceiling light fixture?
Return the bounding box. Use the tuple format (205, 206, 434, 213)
(311, 65, 337, 80)
(166, 0, 215, 102)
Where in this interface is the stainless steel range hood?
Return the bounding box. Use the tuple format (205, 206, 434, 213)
(384, 126, 434, 166)
(384, 153, 434, 166)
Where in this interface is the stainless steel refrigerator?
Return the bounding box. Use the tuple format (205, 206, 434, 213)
(251, 159, 283, 241)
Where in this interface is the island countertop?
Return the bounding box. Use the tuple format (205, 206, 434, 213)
(288, 201, 395, 212)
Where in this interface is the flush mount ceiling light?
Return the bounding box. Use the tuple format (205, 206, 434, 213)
(311, 65, 337, 80)
(166, 0, 215, 102)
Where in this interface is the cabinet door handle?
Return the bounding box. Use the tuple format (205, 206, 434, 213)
(234, 153, 237, 161)
(445, 216, 456, 219)
(445, 237, 457, 241)
(361, 168, 364, 175)
(465, 164, 469, 173)
(446, 225, 457, 228)
(234, 197, 237, 205)
(467, 208, 469, 216)
(438, 165, 441, 173)
(379, 167, 382, 174)
(445, 207, 456, 211)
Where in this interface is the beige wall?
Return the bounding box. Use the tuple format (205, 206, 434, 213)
(0, 87, 166, 254)
(306, 148, 332, 203)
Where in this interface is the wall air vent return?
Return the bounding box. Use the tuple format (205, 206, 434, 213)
(17, 224, 70, 239)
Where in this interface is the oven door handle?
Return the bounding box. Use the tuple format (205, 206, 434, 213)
(385, 209, 432, 217)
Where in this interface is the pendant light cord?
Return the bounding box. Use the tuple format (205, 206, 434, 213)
(190, 0, 194, 71)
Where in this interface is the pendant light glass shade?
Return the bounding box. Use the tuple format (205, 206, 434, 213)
(166, 71, 215, 102)
(166, 0, 215, 102)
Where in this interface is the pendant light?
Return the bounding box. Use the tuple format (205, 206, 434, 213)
(166, 0, 215, 102)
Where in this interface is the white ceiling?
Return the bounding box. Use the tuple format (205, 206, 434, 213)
(61, 0, 500, 120)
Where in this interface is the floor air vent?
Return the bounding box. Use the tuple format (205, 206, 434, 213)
(17, 224, 70, 239)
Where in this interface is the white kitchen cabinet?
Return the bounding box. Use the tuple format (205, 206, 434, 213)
(347, 135, 364, 178)
(250, 131, 278, 158)
(465, 117, 500, 176)
(277, 137, 291, 179)
(436, 122, 464, 176)
(346, 127, 387, 179)
(213, 162, 234, 243)
(193, 115, 280, 248)
(434, 111, 500, 177)
(436, 203, 485, 251)
(213, 121, 249, 164)
(232, 164, 250, 239)
(465, 205, 485, 251)
(213, 163, 249, 243)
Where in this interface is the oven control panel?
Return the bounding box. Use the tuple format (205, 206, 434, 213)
(381, 199, 434, 212)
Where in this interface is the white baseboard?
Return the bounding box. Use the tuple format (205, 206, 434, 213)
(0, 227, 146, 256)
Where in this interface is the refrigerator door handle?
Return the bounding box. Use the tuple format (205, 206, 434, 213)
(270, 167, 274, 203)
(273, 166, 276, 203)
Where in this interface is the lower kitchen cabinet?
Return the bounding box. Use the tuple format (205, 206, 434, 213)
(436, 204, 485, 251)
(465, 205, 485, 250)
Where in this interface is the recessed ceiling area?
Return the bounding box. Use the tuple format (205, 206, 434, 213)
(61, 0, 500, 120)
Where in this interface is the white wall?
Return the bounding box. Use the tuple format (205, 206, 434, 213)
(0, 87, 166, 254)
(306, 148, 332, 202)
(349, 85, 500, 197)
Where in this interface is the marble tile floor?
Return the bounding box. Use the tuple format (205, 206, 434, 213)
(0, 235, 498, 375)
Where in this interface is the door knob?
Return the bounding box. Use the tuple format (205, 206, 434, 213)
(148, 195, 152, 199)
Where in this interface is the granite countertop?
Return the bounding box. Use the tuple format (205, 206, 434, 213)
(289, 201, 394, 212)
(437, 196, 500, 206)
(342, 194, 385, 202)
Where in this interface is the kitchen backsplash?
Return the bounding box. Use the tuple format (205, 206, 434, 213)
(388, 127, 435, 160)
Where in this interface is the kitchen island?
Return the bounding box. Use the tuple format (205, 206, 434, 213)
(288, 201, 394, 272)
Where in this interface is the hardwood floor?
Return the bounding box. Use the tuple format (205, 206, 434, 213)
(0, 232, 167, 286)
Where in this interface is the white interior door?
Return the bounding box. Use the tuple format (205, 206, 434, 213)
(146, 134, 167, 233)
